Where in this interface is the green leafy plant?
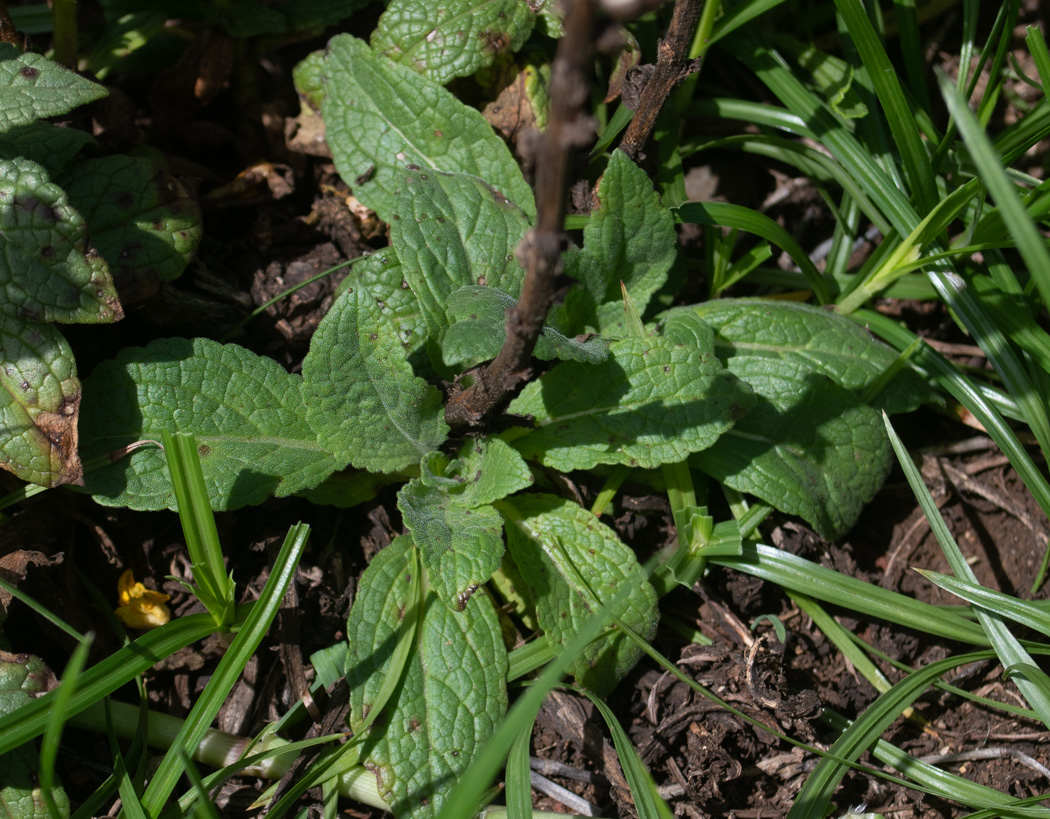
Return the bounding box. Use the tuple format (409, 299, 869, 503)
(2, 0, 1049, 817)
(60, 12, 933, 818)
(0, 42, 201, 488)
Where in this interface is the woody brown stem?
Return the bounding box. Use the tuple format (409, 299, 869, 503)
(444, 0, 598, 428)
(617, 0, 703, 163)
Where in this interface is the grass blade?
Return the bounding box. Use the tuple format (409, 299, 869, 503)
(140, 522, 311, 815)
(884, 413, 1050, 731)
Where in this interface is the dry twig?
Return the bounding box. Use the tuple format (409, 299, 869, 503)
(444, 0, 598, 428)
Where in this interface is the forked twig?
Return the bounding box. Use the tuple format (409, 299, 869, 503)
(444, 0, 598, 428)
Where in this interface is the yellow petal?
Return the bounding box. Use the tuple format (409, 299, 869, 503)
(115, 570, 171, 629)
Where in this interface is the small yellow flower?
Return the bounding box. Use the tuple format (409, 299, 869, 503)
(115, 569, 171, 629)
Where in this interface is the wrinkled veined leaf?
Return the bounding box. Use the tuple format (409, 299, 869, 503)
(79, 338, 341, 510)
(372, 0, 534, 84)
(400, 439, 532, 610)
(0, 122, 93, 174)
(322, 35, 534, 222)
(684, 299, 934, 414)
(567, 150, 677, 332)
(693, 375, 889, 541)
(398, 480, 505, 611)
(0, 315, 81, 487)
(0, 157, 122, 324)
(432, 436, 533, 508)
(500, 493, 658, 695)
(302, 286, 448, 473)
(508, 312, 754, 470)
(442, 285, 608, 368)
(392, 169, 529, 342)
(669, 302, 908, 539)
(0, 651, 69, 819)
(346, 537, 508, 819)
(59, 156, 202, 305)
(0, 44, 107, 131)
(341, 249, 429, 354)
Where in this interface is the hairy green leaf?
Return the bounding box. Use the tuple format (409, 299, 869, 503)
(60, 156, 202, 304)
(0, 45, 107, 131)
(568, 150, 677, 331)
(79, 338, 341, 510)
(442, 285, 608, 367)
(392, 169, 529, 342)
(322, 35, 534, 222)
(398, 480, 505, 611)
(0, 122, 93, 174)
(346, 537, 508, 819)
(693, 375, 890, 541)
(500, 493, 658, 695)
(0, 157, 122, 324)
(685, 298, 933, 414)
(508, 312, 754, 470)
(670, 302, 905, 539)
(421, 437, 533, 508)
(399, 439, 531, 610)
(372, 0, 534, 84)
(302, 286, 448, 473)
(0, 653, 69, 819)
(0, 315, 81, 487)
(343, 249, 429, 354)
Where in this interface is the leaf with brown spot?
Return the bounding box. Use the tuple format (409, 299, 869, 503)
(0, 315, 83, 487)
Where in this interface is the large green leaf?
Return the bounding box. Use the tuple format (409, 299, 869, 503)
(0, 315, 81, 487)
(391, 169, 530, 342)
(568, 150, 677, 332)
(344, 249, 429, 354)
(671, 301, 904, 539)
(0, 122, 93, 174)
(686, 298, 933, 414)
(398, 480, 505, 611)
(0, 44, 107, 132)
(399, 439, 532, 610)
(0, 652, 68, 819)
(79, 338, 341, 510)
(372, 0, 535, 84)
(302, 287, 448, 473)
(0, 157, 122, 324)
(507, 312, 754, 470)
(346, 537, 508, 819)
(441, 285, 608, 368)
(322, 35, 534, 222)
(59, 156, 202, 304)
(499, 493, 659, 696)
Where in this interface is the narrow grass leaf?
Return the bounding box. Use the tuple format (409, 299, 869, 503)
(885, 413, 1050, 730)
(505, 725, 533, 819)
(917, 570, 1050, 639)
(820, 709, 1050, 817)
(856, 309, 1050, 590)
(938, 70, 1050, 307)
(39, 633, 91, 819)
(833, 0, 936, 212)
(0, 611, 227, 756)
(709, 543, 988, 645)
(674, 202, 829, 303)
(578, 688, 674, 819)
(1027, 25, 1050, 90)
(788, 650, 1000, 819)
(140, 523, 311, 815)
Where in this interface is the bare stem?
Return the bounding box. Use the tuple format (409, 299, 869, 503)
(444, 0, 598, 428)
(617, 0, 704, 163)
